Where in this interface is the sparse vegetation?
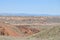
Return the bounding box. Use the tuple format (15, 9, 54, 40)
(0, 16, 60, 40)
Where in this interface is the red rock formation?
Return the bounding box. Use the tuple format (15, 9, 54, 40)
(0, 22, 40, 37)
(16, 25, 40, 36)
(0, 22, 21, 37)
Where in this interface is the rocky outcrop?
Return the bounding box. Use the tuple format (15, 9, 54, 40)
(0, 22, 40, 37)
(16, 25, 40, 36)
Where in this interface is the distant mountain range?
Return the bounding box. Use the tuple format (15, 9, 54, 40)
(0, 13, 60, 16)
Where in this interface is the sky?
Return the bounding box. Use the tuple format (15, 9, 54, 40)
(0, 0, 60, 15)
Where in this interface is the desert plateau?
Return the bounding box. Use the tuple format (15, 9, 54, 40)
(0, 16, 60, 40)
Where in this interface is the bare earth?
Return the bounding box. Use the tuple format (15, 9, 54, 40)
(0, 16, 60, 40)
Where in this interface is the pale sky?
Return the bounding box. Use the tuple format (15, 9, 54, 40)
(0, 0, 60, 15)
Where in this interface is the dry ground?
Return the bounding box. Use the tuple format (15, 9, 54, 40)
(0, 16, 60, 40)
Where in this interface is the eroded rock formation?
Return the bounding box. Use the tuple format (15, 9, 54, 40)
(0, 22, 40, 37)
